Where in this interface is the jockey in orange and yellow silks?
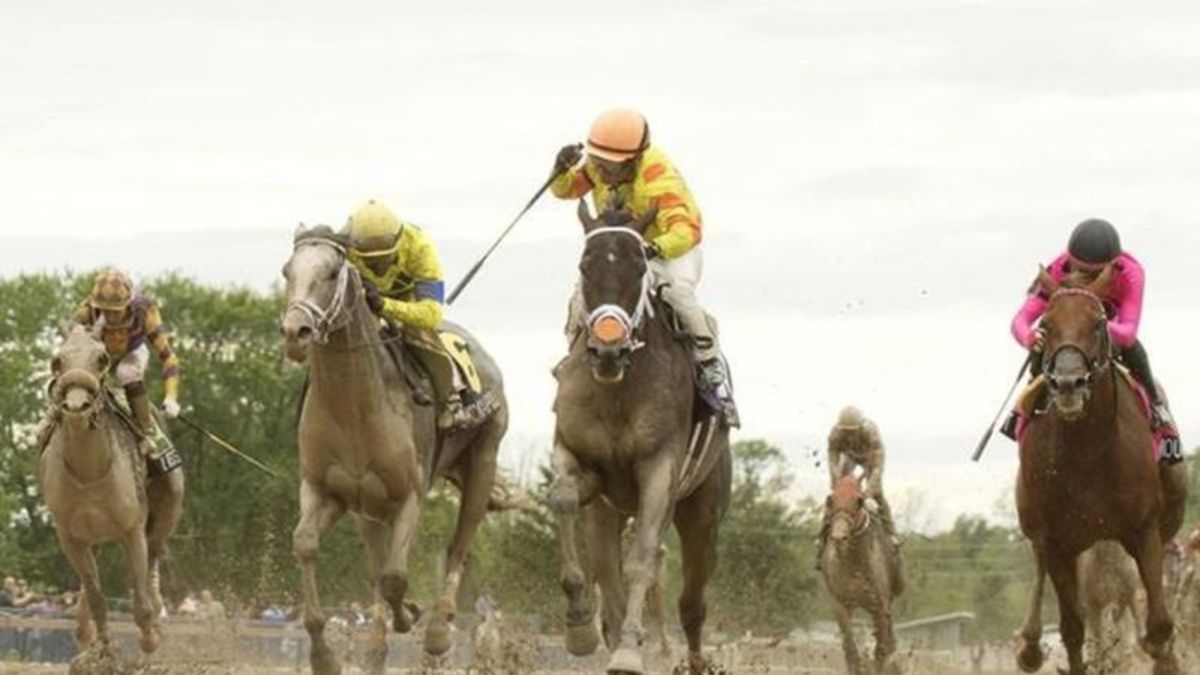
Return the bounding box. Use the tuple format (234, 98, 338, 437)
(345, 200, 482, 430)
(550, 108, 733, 423)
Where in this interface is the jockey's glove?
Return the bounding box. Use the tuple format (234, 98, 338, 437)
(363, 281, 385, 314)
(555, 143, 583, 175)
(162, 397, 180, 419)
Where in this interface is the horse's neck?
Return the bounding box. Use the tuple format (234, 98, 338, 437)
(58, 415, 114, 483)
(307, 300, 394, 409)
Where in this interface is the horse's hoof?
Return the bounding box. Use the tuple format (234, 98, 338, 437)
(566, 620, 601, 656)
(394, 600, 421, 634)
(424, 616, 452, 656)
(1151, 650, 1181, 675)
(607, 645, 645, 675)
(138, 628, 161, 654)
(1016, 638, 1045, 673)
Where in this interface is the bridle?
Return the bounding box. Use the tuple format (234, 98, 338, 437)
(580, 226, 656, 352)
(285, 239, 357, 345)
(1044, 287, 1113, 391)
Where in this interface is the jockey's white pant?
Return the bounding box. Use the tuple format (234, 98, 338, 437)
(650, 247, 719, 361)
(567, 246, 719, 362)
(115, 344, 150, 386)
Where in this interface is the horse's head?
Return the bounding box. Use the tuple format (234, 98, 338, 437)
(826, 475, 868, 546)
(51, 323, 111, 422)
(1036, 264, 1115, 420)
(575, 200, 658, 383)
(280, 225, 358, 362)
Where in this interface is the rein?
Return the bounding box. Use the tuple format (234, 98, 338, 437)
(580, 226, 656, 351)
(284, 239, 406, 353)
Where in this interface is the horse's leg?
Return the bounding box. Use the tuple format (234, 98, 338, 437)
(1016, 539, 1048, 672)
(57, 533, 101, 647)
(294, 479, 346, 675)
(354, 515, 390, 675)
(1128, 526, 1180, 673)
(871, 601, 897, 674)
(584, 498, 625, 651)
(125, 522, 161, 653)
(833, 601, 863, 675)
(607, 452, 675, 675)
(145, 470, 184, 619)
(674, 465, 721, 674)
(426, 423, 501, 656)
(1046, 549, 1085, 674)
(380, 490, 421, 634)
(551, 444, 601, 657)
(549, 439, 599, 512)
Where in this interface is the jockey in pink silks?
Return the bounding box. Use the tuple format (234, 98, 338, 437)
(1009, 217, 1182, 461)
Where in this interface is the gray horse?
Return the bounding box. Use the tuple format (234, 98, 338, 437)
(280, 227, 508, 674)
(551, 203, 732, 675)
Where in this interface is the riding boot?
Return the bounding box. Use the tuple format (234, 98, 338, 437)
(876, 496, 901, 548)
(1123, 341, 1182, 458)
(125, 382, 159, 459)
(437, 389, 475, 430)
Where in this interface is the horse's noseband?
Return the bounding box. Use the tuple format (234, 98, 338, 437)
(285, 240, 355, 344)
(1044, 288, 1112, 392)
(581, 226, 655, 355)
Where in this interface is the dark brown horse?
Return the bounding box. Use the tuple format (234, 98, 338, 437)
(1014, 265, 1188, 675)
(550, 202, 731, 675)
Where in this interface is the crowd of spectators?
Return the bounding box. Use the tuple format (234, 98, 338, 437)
(1, 576, 397, 632)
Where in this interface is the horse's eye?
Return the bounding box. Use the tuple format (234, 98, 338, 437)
(857, 497, 865, 507)
(281, 263, 291, 279)
(327, 268, 339, 281)
(51, 357, 62, 374)
(96, 353, 109, 369)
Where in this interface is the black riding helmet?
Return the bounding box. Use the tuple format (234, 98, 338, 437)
(1067, 218, 1121, 264)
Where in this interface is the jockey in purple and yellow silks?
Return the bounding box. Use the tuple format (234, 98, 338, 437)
(1010, 218, 1181, 458)
(74, 269, 181, 459)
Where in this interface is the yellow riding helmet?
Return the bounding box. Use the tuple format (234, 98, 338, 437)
(348, 200, 403, 259)
(89, 269, 134, 311)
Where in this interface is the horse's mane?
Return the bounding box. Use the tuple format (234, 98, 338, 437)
(294, 224, 349, 249)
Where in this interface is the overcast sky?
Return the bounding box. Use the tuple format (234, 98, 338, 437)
(3, 0, 1199, 530)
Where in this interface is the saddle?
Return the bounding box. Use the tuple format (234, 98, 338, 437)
(1008, 366, 1172, 463)
(652, 287, 739, 427)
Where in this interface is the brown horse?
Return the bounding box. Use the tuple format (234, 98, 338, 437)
(280, 227, 509, 674)
(551, 202, 731, 675)
(39, 324, 185, 657)
(820, 475, 901, 675)
(1014, 266, 1188, 675)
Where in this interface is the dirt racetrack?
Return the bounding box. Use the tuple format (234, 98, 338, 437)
(3, 612, 1199, 675)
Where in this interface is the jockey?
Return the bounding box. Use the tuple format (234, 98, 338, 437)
(1010, 218, 1182, 460)
(74, 269, 180, 465)
(345, 200, 481, 430)
(551, 108, 733, 418)
(826, 406, 900, 546)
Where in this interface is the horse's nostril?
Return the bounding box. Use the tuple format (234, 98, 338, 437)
(297, 326, 313, 340)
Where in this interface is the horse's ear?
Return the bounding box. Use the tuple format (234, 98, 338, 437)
(577, 200, 598, 233)
(635, 205, 660, 236)
(1087, 264, 1115, 296)
(1036, 265, 1059, 296)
